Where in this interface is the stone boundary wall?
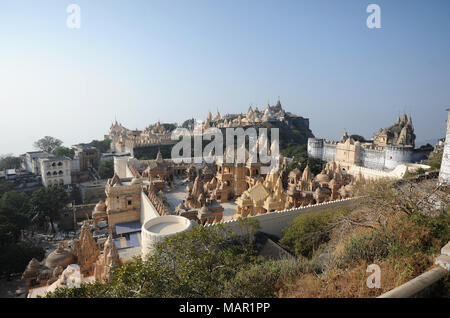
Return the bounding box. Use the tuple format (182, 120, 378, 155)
(347, 163, 430, 181)
(206, 197, 359, 238)
(259, 236, 295, 260)
(360, 148, 385, 170)
(323, 143, 337, 162)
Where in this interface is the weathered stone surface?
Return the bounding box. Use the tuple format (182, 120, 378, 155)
(435, 254, 450, 271)
(441, 241, 450, 256)
(94, 234, 120, 283)
(73, 221, 100, 273)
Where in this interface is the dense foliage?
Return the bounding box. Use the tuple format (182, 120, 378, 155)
(88, 139, 112, 153)
(0, 190, 46, 276)
(0, 191, 32, 244)
(0, 243, 45, 277)
(281, 143, 325, 175)
(53, 146, 75, 159)
(280, 207, 350, 258)
(0, 155, 23, 170)
(98, 159, 114, 179)
(350, 134, 366, 142)
(145, 123, 177, 133)
(30, 186, 70, 233)
(279, 180, 450, 297)
(33, 136, 63, 153)
(47, 220, 263, 297)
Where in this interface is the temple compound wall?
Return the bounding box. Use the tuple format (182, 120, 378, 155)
(308, 139, 428, 172)
(439, 109, 450, 185)
(207, 197, 359, 238)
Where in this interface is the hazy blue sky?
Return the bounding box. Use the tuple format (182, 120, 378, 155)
(1, 0, 450, 155)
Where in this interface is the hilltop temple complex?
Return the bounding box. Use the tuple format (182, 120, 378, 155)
(23, 106, 446, 298)
(308, 114, 432, 179)
(200, 98, 310, 131)
(108, 120, 176, 158)
(23, 141, 366, 297)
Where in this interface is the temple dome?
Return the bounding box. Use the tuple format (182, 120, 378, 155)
(315, 170, 330, 183)
(44, 245, 75, 269)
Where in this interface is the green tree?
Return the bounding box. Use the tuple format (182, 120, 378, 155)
(47, 223, 261, 298)
(0, 154, 23, 170)
(0, 191, 31, 244)
(30, 186, 69, 233)
(34, 136, 63, 153)
(89, 139, 112, 153)
(53, 146, 75, 159)
(280, 207, 349, 258)
(145, 123, 177, 132)
(98, 159, 114, 179)
(288, 156, 325, 175)
(181, 118, 195, 130)
(0, 180, 14, 198)
(0, 243, 45, 276)
(350, 134, 366, 142)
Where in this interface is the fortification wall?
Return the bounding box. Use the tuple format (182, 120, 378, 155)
(360, 148, 385, 170)
(323, 143, 337, 162)
(347, 163, 430, 180)
(384, 145, 413, 170)
(207, 198, 358, 238)
(307, 138, 323, 159)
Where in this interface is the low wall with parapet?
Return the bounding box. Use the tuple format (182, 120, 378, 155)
(347, 163, 431, 181)
(323, 143, 337, 162)
(206, 197, 359, 238)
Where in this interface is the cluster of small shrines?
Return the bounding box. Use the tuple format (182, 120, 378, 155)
(22, 221, 120, 297)
(234, 161, 363, 218)
(108, 98, 296, 153)
(201, 98, 292, 129)
(95, 148, 363, 231)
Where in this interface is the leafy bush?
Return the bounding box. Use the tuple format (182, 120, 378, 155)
(226, 257, 321, 297)
(88, 139, 111, 153)
(47, 223, 263, 298)
(0, 244, 45, 277)
(0, 191, 31, 244)
(280, 207, 349, 258)
(411, 213, 450, 243)
(424, 152, 442, 171)
(53, 146, 75, 159)
(343, 231, 390, 262)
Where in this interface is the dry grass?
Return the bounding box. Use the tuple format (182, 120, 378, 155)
(278, 256, 435, 298)
(277, 178, 449, 298)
